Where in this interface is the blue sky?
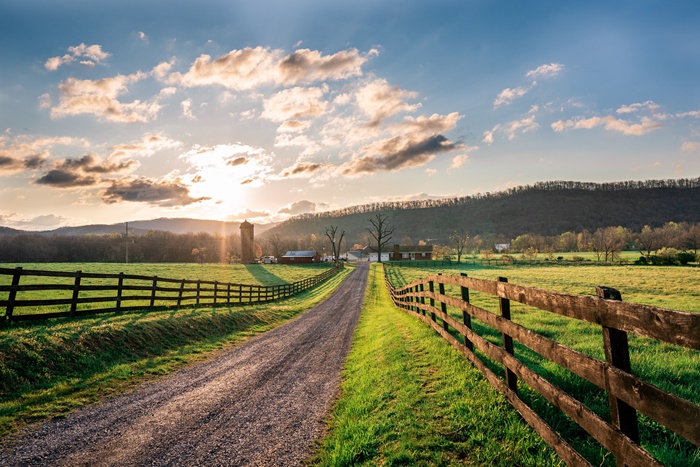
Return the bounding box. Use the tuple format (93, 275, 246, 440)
(1, 0, 699, 230)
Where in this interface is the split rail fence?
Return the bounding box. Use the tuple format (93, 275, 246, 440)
(1, 265, 340, 322)
(384, 265, 699, 466)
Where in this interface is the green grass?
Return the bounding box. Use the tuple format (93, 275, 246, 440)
(311, 264, 563, 466)
(383, 262, 700, 466)
(0, 265, 352, 439)
(0, 262, 335, 317)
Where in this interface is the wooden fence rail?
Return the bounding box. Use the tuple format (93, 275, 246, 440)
(383, 265, 699, 467)
(0, 265, 340, 322)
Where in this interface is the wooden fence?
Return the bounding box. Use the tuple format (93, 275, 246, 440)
(0, 265, 340, 322)
(383, 265, 699, 466)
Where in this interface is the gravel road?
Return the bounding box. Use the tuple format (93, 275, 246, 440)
(1, 262, 369, 466)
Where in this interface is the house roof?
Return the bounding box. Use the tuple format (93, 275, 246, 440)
(282, 250, 318, 258)
(394, 245, 433, 253)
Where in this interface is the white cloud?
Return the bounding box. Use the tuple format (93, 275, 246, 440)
(179, 143, 275, 194)
(109, 133, 182, 159)
(526, 63, 564, 79)
(262, 85, 328, 122)
(681, 141, 700, 153)
(493, 85, 531, 108)
(45, 43, 111, 71)
(616, 101, 660, 114)
(483, 116, 539, 143)
(167, 46, 376, 90)
(355, 78, 420, 126)
(181, 98, 196, 119)
(50, 72, 163, 123)
(551, 115, 663, 136)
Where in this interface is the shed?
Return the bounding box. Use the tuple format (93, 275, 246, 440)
(280, 250, 321, 264)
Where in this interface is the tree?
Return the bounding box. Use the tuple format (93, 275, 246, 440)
(635, 225, 660, 257)
(591, 226, 629, 262)
(324, 225, 346, 263)
(449, 229, 470, 263)
(366, 213, 396, 262)
(266, 233, 286, 260)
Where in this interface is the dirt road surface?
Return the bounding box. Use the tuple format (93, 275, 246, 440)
(1, 262, 369, 466)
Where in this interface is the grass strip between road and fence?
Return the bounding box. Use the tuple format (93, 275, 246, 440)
(312, 263, 562, 466)
(0, 265, 352, 438)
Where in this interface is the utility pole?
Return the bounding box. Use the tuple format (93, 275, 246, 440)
(125, 222, 129, 263)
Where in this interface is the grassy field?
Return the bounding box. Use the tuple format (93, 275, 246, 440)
(0, 262, 334, 317)
(383, 262, 700, 466)
(0, 264, 352, 438)
(311, 263, 563, 466)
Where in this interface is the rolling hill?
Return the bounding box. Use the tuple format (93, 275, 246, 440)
(260, 179, 700, 244)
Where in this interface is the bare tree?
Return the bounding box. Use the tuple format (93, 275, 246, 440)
(367, 213, 396, 262)
(449, 229, 470, 263)
(324, 225, 346, 263)
(265, 233, 287, 260)
(634, 225, 660, 257)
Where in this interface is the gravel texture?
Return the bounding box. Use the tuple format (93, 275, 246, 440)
(1, 262, 369, 466)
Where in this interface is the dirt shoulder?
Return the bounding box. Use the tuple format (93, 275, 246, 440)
(0, 262, 369, 466)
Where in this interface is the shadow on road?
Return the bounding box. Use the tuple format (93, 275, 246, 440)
(244, 264, 287, 285)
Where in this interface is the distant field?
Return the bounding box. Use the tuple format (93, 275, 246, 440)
(387, 262, 700, 312)
(384, 262, 700, 465)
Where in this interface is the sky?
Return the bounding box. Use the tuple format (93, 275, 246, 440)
(1, 0, 699, 231)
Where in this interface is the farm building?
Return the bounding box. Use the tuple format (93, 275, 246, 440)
(367, 244, 433, 262)
(280, 250, 321, 264)
(240, 220, 255, 263)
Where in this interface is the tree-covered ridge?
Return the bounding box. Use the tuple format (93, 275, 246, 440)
(282, 177, 700, 223)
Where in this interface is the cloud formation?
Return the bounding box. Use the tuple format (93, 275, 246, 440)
(101, 177, 208, 206)
(45, 43, 111, 71)
(483, 115, 539, 143)
(494, 85, 531, 108)
(50, 72, 163, 123)
(262, 86, 328, 122)
(355, 79, 420, 127)
(278, 200, 317, 215)
(168, 46, 375, 90)
(342, 134, 460, 175)
(551, 115, 663, 136)
(35, 154, 136, 188)
(526, 63, 564, 79)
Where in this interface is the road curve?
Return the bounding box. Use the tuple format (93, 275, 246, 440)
(1, 262, 369, 466)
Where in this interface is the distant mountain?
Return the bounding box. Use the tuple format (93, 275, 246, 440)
(261, 179, 700, 244)
(7, 218, 278, 237)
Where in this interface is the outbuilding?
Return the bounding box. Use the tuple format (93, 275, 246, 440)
(280, 250, 321, 264)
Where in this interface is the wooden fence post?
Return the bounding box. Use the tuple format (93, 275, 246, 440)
(177, 280, 185, 307)
(5, 267, 23, 321)
(227, 283, 231, 304)
(460, 273, 474, 351)
(419, 282, 425, 316)
(499, 277, 517, 393)
(596, 286, 640, 451)
(150, 276, 158, 308)
(214, 281, 218, 305)
(196, 280, 201, 306)
(116, 272, 124, 312)
(438, 274, 449, 332)
(429, 280, 436, 322)
(70, 271, 82, 316)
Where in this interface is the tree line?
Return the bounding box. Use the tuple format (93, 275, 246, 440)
(445, 221, 700, 264)
(3, 219, 697, 265)
(279, 177, 700, 224)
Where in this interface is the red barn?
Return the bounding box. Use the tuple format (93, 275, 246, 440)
(280, 250, 321, 264)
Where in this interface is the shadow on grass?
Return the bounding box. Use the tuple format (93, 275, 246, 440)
(244, 264, 287, 285)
